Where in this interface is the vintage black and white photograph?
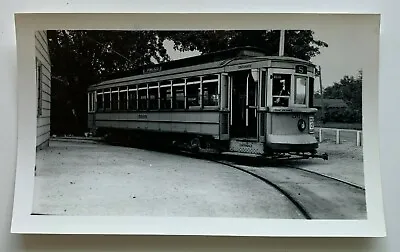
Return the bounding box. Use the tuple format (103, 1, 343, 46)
(29, 26, 370, 221)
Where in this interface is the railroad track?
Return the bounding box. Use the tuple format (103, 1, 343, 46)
(169, 151, 310, 219)
(106, 141, 366, 219)
(206, 157, 312, 220)
(180, 152, 367, 220)
(192, 150, 365, 192)
(281, 164, 365, 191)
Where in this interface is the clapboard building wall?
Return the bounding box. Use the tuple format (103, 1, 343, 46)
(35, 30, 51, 150)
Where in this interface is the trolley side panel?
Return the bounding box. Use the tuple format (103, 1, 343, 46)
(94, 111, 221, 137)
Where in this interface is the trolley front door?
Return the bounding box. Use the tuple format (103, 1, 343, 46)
(230, 70, 258, 139)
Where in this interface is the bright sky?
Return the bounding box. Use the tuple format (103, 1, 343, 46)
(310, 27, 367, 88)
(162, 28, 369, 90)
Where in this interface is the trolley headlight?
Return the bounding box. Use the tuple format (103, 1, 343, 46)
(297, 119, 306, 132)
(309, 116, 315, 133)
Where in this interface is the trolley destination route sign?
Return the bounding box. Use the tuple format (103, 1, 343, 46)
(143, 66, 162, 74)
(295, 65, 307, 74)
(269, 108, 293, 112)
(237, 64, 253, 69)
(268, 107, 318, 113)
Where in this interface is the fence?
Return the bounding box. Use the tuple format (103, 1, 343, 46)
(315, 127, 363, 146)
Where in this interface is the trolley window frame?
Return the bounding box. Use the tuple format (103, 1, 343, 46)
(269, 70, 292, 108)
(267, 68, 314, 108)
(87, 91, 96, 113)
(292, 74, 309, 108)
(259, 68, 267, 110)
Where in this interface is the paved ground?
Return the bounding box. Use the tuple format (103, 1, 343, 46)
(32, 139, 304, 218)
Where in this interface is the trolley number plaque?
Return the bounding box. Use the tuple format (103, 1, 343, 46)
(292, 113, 302, 119)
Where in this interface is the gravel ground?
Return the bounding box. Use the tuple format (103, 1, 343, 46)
(286, 139, 365, 187)
(225, 139, 367, 219)
(33, 139, 304, 218)
(239, 165, 367, 219)
(315, 128, 362, 145)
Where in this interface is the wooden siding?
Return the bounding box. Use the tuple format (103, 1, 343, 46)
(35, 30, 51, 149)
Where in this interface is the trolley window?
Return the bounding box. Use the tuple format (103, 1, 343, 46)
(96, 92, 103, 111)
(272, 74, 291, 107)
(260, 70, 266, 107)
(128, 87, 137, 110)
(160, 81, 172, 109)
(202, 75, 219, 107)
(88, 92, 95, 112)
(294, 76, 307, 105)
(172, 79, 185, 109)
(104, 89, 111, 110)
(138, 87, 147, 110)
(148, 83, 159, 110)
(111, 88, 119, 110)
(186, 77, 201, 108)
(119, 88, 127, 111)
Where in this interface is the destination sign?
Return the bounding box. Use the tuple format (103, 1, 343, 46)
(295, 65, 307, 74)
(143, 66, 162, 74)
(237, 64, 252, 69)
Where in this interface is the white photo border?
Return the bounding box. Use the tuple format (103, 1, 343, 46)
(11, 12, 386, 237)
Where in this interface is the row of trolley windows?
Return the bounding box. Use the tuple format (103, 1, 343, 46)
(89, 75, 219, 112)
(88, 73, 314, 112)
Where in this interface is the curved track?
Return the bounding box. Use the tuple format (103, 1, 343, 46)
(168, 150, 312, 219)
(282, 164, 365, 191)
(209, 158, 312, 220)
(186, 152, 367, 220)
(103, 139, 366, 220)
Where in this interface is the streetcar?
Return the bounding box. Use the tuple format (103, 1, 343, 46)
(87, 46, 328, 160)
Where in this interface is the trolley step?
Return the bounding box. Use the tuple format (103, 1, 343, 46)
(229, 139, 264, 155)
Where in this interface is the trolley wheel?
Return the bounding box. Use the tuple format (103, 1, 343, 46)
(190, 137, 201, 153)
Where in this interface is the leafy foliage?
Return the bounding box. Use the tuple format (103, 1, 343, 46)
(48, 30, 170, 135)
(159, 30, 328, 61)
(320, 70, 363, 123)
(47, 30, 328, 135)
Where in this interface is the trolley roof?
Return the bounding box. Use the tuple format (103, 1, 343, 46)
(89, 46, 315, 90)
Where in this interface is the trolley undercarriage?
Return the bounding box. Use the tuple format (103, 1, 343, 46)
(98, 127, 328, 161)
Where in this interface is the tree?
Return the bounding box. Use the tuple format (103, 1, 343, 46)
(323, 70, 362, 108)
(321, 70, 363, 123)
(48, 30, 328, 135)
(48, 30, 171, 135)
(158, 30, 328, 61)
